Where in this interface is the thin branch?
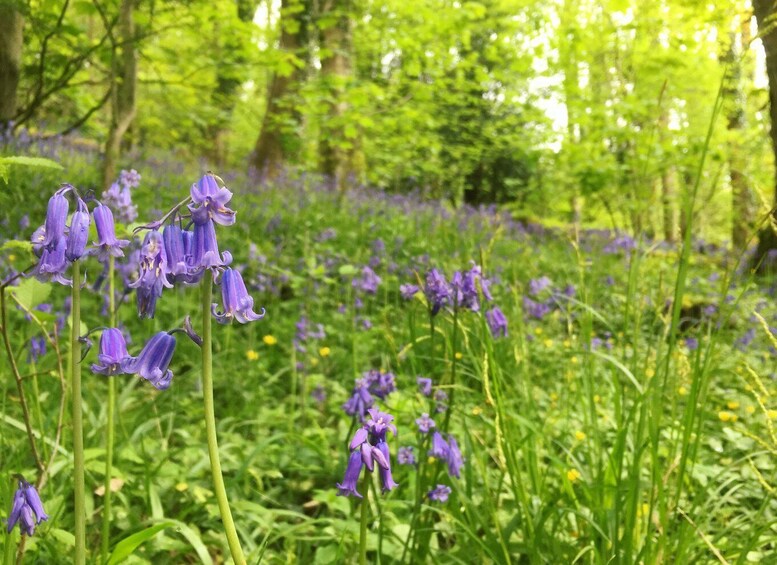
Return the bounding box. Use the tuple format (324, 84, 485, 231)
(0, 288, 45, 477)
(50, 88, 113, 138)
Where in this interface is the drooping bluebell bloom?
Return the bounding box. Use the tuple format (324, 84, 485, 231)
(433, 388, 449, 413)
(446, 435, 463, 478)
(65, 198, 91, 261)
(27, 336, 46, 363)
(123, 331, 176, 390)
(397, 446, 416, 465)
(523, 296, 550, 320)
(91, 203, 129, 261)
(6, 478, 48, 535)
(352, 266, 381, 294)
(42, 188, 69, 248)
(342, 370, 397, 418)
(130, 230, 172, 318)
(424, 269, 451, 315)
(415, 413, 436, 433)
(188, 219, 232, 271)
(31, 225, 47, 257)
(91, 328, 131, 376)
(417, 376, 432, 396)
(427, 484, 452, 502)
(400, 283, 420, 300)
(429, 431, 449, 459)
(162, 224, 200, 284)
(33, 237, 71, 286)
(336, 450, 364, 498)
(375, 440, 399, 492)
(189, 173, 236, 226)
(102, 180, 138, 223)
(211, 268, 266, 324)
(486, 306, 508, 338)
(119, 168, 141, 189)
(528, 276, 552, 297)
(451, 268, 482, 311)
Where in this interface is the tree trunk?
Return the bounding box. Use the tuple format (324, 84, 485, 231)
(318, 0, 362, 192)
(723, 12, 755, 251)
(102, 0, 137, 189)
(0, 3, 24, 130)
(252, 0, 308, 179)
(560, 0, 584, 229)
(752, 0, 777, 270)
(657, 110, 679, 242)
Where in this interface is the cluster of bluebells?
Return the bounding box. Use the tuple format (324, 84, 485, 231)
(394, 377, 463, 503)
(30, 184, 131, 287)
(101, 169, 140, 223)
(130, 174, 264, 325)
(402, 264, 508, 339)
(522, 275, 576, 322)
(6, 477, 48, 536)
(91, 327, 177, 390)
(342, 369, 397, 418)
(337, 408, 398, 497)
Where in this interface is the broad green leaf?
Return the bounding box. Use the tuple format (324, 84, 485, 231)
(106, 522, 175, 565)
(0, 156, 63, 171)
(9, 278, 51, 311)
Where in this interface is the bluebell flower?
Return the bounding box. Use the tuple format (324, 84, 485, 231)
(65, 198, 91, 261)
(42, 188, 69, 249)
(162, 224, 200, 284)
(352, 266, 381, 294)
(33, 237, 71, 286)
(91, 203, 129, 261)
(336, 451, 364, 498)
(91, 328, 131, 376)
(486, 306, 508, 338)
(119, 169, 141, 189)
(446, 435, 463, 478)
(415, 413, 436, 433)
(130, 230, 172, 318)
(428, 431, 449, 459)
(31, 225, 47, 257)
(416, 376, 432, 396)
(189, 173, 236, 226)
(523, 296, 550, 320)
(102, 180, 138, 223)
(188, 219, 232, 271)
(6, 478, 48, 535)
(427, 484, 452, 502)
(424, 269, 451, 315)
(123, 331, 176, 390)
(397, 446, 416, 465)
(528, 276, 552, 297)
(211, 268, 266, 324)
(342, 370, 397, 418)
(400, 283, 420, 300)
(27, 336, 46, 363)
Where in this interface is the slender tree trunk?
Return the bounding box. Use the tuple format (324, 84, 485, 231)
(723, 12, 754, 251)
(318, 0, 362, 191)
(752, 0, 777, 270)
(658, 111, 679, 242)
(560, 0, 583, 228)
(252, 0, 308, 179)
(102, 0, 137, 189)
(0, 3, 24, 129)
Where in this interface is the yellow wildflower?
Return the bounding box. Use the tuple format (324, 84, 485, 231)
(566, 469, 581, 482)
(575, 430, 586, 441)
(246, 350, 259, 361)
(319, 346, 331, 357)
(263, 335, 278, 346)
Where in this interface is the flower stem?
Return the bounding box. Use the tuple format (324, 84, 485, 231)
(201, 269, 246, 565)
(71, 260, 86, 565)
(359, 472, 370, 565)
(101, 257, 116, 563)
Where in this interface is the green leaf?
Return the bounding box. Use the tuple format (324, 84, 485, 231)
(48, 528, 75, 547)
(338, 264, 357, 276)
(106, 521, 175, 565)
(9, 278, 51, 311)
(0, 156, 63, 171)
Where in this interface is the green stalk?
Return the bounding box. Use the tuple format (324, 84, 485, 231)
(359, 472, 370, 565)
(71, 260, 85, 565)
(201, 270, 246, 565)
(101, 256, 116, 563)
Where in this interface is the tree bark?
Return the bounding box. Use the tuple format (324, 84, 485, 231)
(724, 12, 754, 251)
(252, 0, 308, 179)
(318, 0, 362, 191)
(658, 111, 679, 242)
(752, 0, 777, 270)
(102, 0, 137, 189)
(0, 3, 24, 129)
